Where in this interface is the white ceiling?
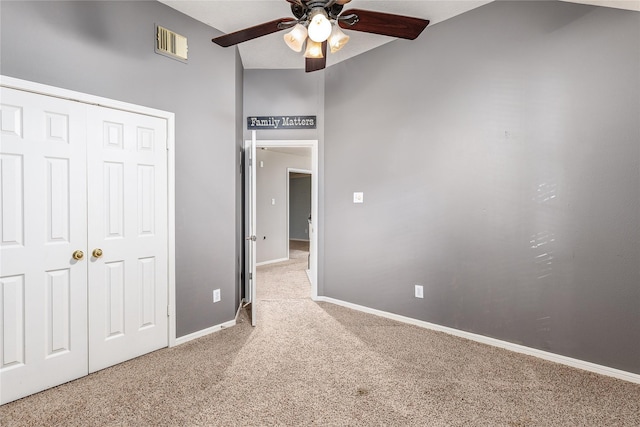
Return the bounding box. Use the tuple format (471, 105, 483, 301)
(159, 0, 640, 71)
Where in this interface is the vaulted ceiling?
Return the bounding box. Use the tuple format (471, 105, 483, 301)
(159, 0, 640, 70)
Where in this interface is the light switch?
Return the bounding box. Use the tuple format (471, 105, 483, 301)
(271, 198, 276, 205)
(353, 192, 364, 204)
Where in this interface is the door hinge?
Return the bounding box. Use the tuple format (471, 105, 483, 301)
(249, 273, 253, 280)
(249, 158, 252, 167)
(167, 305, 171, 317)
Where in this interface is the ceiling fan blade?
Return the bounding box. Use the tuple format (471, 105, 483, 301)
(212, 18, 297, 47)
(305, 41, 327, 73)
(338, 9, 429, 40)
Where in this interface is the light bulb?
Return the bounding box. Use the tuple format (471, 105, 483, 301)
(304, 39, 324, 59)
(283, 23, 307, 52)
(307, 11, 332, 42)
(328, 24, 349, 53)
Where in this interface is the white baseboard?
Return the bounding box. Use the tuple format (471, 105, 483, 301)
(174, 318, 236, 346)
(256, 257, 288, 267)
(289, 238, 310, 242)
(314, 296, 640, 385)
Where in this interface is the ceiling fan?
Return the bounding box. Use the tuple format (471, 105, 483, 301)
(211, 0, 430, 73)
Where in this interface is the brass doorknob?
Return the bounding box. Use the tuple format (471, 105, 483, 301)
(72, 250, 84, 260)
(92, 248, 103, 258)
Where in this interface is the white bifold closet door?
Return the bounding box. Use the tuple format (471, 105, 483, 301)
(86, 105, 168, 373)
(0, 86, 168, 404)
(1, 88, 89, 405)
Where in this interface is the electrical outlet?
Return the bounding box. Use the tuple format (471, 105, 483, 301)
(213, 289, 221, 303)
(414, 285, 424, 299)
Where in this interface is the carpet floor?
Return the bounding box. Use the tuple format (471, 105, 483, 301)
(1, 240, 639, 426)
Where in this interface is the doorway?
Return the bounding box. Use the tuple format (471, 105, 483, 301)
(288, 169, 311, 270)
(243, 136, 319, 326)
(256, 140, 318, 296)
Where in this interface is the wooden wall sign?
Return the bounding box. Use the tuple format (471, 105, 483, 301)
(247, 116, 316, 130)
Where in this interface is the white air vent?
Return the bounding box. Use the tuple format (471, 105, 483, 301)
(155, 25, 188, 62)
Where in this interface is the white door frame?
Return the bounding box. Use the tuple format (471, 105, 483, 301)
(244, 135, 257, 326)
(0, 76, 177, 347)
(247, 137, 319, 298)
(286, 168, 311, 261)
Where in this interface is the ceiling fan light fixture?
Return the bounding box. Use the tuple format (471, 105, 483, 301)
(304, 39, 324, 59)
(283, 23, 308, 52)
(328, 24, 349, 53)
(307, 9, 332, 42)
(211, 0, 430, 73)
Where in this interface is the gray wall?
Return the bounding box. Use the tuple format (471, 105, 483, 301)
(324, 1, 640, 374)
(290, 175, 312, 241)
(243, 69, 324, 142)
(256, 149, 311, 263)
(1, 0, 241, 337)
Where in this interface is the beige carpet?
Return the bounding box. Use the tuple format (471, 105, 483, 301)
(1, 240, 639, 426)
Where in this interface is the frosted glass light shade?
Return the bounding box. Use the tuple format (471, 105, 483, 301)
(304, 39, 324, 59)
(307, 12, 332, 42)
(283, 24, 308, 52)
(328, 24, 349, 53)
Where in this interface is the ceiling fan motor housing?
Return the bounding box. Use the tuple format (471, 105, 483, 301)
(291, 1, 344, 21)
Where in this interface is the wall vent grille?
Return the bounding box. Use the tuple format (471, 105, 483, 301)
(155, 25, 188, 62)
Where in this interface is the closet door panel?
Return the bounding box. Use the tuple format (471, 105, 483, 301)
(87, 106, 168, 373)
(0, 87, 88, 405)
